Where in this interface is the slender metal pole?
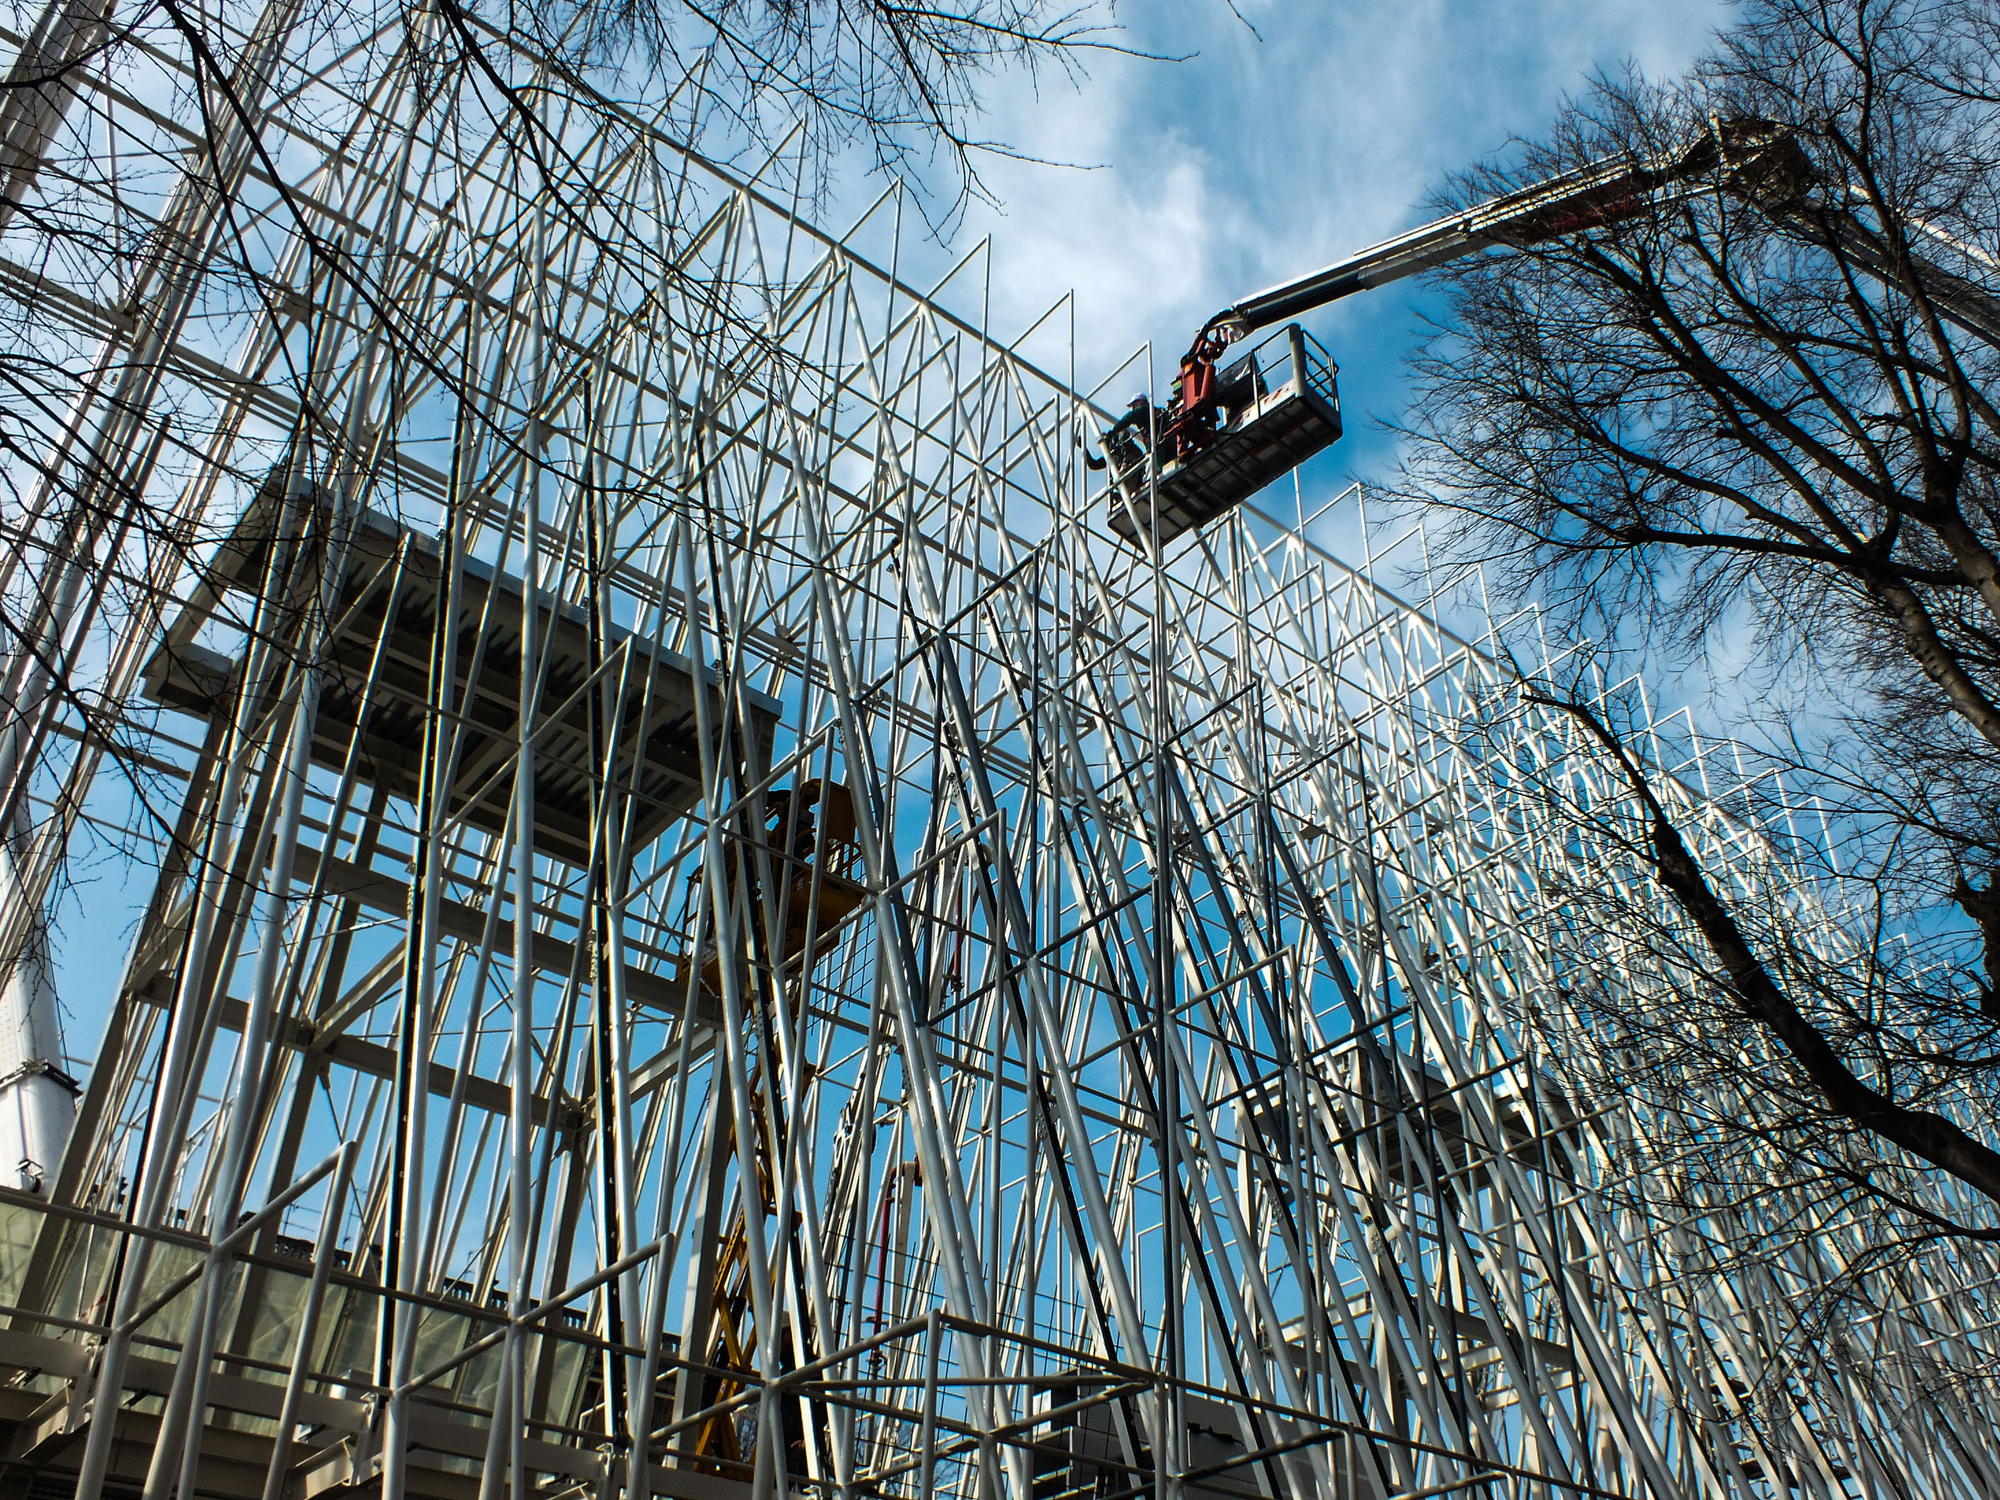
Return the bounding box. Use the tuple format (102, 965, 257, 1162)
(921, 1307, 939, 1500)
(259, 1142, 361, 1500)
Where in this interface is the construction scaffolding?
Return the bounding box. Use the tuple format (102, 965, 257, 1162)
(0, 4, 1996, 1499)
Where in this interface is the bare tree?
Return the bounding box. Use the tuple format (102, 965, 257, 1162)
(526, 0, 1129, 212)
(1403, 0, 2000, 1233)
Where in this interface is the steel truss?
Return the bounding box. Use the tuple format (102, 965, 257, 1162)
(0, 3, 1995, 1499)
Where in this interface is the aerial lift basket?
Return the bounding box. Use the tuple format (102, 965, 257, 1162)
(1104, 323, 1342, 550)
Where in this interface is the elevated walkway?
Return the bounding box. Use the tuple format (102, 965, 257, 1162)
(143, 483, 778, 868)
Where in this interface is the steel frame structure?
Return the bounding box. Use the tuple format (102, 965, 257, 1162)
(0, 4, 1996, 1499)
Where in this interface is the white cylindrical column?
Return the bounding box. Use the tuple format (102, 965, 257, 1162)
(0, 814, 74, 1193)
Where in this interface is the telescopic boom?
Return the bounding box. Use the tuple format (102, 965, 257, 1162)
(1207, 117, 2000, 350)
(1210, 119, 1796, 342)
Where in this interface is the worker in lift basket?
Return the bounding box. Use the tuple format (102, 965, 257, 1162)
(1098, 393, 1156, 480)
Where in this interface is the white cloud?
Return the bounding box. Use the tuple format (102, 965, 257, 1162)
(930, 0, 1730, 412)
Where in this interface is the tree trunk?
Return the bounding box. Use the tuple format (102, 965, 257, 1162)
(1869, 574, 2000, 751)
(1546, 693, 2000, 1219)
(1647, 807, 2000, 1210)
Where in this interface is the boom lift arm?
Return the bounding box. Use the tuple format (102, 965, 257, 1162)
(1104, 119, 2000, 551)
(1210, 123, 1775, 342)
(1209, 116, 2000, 353)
